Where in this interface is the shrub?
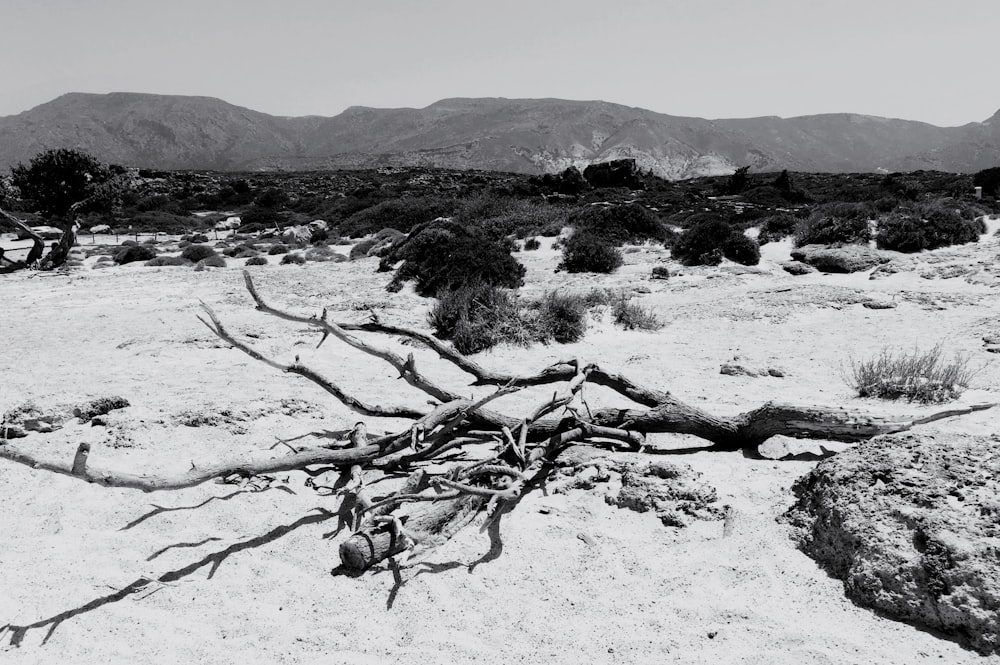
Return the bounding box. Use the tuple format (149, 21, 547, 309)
(848, 344, 978, 403)
(180, 244, 217, 262)
(794, 203, 872, 246)
(756, 213, 798, 244)
(190, 233, 209, 243)
(559, 231, 623, 273)
(281, 252, 307, 265)
(195, 255, 226, 269)
(875, 203, 983, 252)
(721, 233, 761, 266)
(534, 291, 588, 343)
(651, 265, 670, 280)
(114, 245, 157, 264)
(350, 239, 377, 259)
(428, 282, 530, 354)
(304, 246, 347, 262)
(267, 244, 290, 255)
(671, 217, 759, 266)
(382, 219, 525, 296)
(11, 148, 124, 221)
(523, 237, 541, 251)
(245, 256, 268, 266)
(144, 256, 192, 267)
(611, 295, 663, 331)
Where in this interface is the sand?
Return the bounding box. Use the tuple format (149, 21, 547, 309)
(1, 233, 999, 664)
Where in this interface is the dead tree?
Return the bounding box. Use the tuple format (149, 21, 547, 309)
(0, 271, 993, 572)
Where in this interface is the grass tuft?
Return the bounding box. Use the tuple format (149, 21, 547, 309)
(849, 344, 979, 403)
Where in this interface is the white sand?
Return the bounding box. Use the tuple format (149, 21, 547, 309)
(1, 235, 999, 664)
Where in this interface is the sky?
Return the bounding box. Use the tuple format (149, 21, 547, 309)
(1, 0, 998, 126)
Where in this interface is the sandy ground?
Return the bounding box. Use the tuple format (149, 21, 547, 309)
(1, 231, 999, 664)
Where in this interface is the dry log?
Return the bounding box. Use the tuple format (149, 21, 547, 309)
(338, 494, 485, 571)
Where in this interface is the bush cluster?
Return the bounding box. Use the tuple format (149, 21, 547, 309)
(180, 244, 217, 263)
(429, 284, 590, 354)
(756, 213, 798, 244)
(381, 219, 525, 296)
(671, 217, 760, 266)
(875, 203, 984, 252)
(114, 245, 157, 264)
(611, 294, 663, 331)
(793, 203, 872, 246)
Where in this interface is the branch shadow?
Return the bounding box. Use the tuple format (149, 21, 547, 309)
(120, 490, 257, 531)
(1, 507, 336, 648)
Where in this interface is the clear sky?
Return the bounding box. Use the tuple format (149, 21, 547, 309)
(1, 0, 997, 126)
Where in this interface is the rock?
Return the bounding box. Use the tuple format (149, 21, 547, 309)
(790, 244, 890, 273)
(29, 226, 64, 240)
(73, 396, 130, 421)
(766, 367, 785, 377)
(214, 216, 241, 231)
(720, 363, 759, 377)
(308, 219, 329, 234)
(862, 299, 897, 310)
(786, 432, 1000, 654)
(758, 435, 848, 460)
(781, 260, 817, 275)
(88, 224, 112, 234)
(606, 461, 723, 527)
(280, 225, 313, 245)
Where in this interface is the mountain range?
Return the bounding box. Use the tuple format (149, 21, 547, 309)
(1, 92, 998, 178)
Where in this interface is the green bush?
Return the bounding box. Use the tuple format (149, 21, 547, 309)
(428, 282, 530, 354)
(672, 217, 760, 266)
(267, 244, 290, 255)
(114, 245, 157, 264)
(245, 256, 268, 266)
(559, 232, 623, 273)
(180, 244, 217, 262)
(523, 237, 541, 251)
(281, 252, 307, 265)
(721, 233, 761, 266)
(875, 203, 983, 252)
(794, 203, 872, 246)
(382, 219, 525, 296)
(756, 213, 798, 244)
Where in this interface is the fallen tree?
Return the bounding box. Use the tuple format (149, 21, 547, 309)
(0, 271, 994, 572)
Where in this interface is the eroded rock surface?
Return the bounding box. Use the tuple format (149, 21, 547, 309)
(786, 432, 1000, 654)
(790, 244, 890, 273)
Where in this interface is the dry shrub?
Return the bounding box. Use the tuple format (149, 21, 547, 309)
(531, 291, 588, 343)
(611, 294, 663, 331)
(849, 344, 979, 403)
(429, 282, 529, 355)
(281, 252, 307, 265)
(145, 256, 192, 267)
(245, 256, 268, 266)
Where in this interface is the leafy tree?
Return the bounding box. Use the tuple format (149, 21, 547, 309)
(10, 149, 125, 224)
(725, 166, 751, 194)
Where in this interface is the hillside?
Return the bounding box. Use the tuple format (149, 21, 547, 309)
(1, 93, 999, 177)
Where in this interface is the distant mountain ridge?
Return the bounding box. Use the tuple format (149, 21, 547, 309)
(1, 92, 998, 178)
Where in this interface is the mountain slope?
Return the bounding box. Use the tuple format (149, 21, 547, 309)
(0, 93, 998, 177)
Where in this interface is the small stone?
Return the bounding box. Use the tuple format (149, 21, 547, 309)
(863, 299, 897, 310)
(720, 363, 758, 377)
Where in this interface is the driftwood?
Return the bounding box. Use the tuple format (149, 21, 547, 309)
(0, 207, 78, 272)
(0, 270, 994, 572)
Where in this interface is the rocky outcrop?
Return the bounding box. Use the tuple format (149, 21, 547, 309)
(790, 244, 890, 273)
(786, 432, 1000, 654)
(780, 260, 817, 275)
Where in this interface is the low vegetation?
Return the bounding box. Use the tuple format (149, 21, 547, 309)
(559, 231, 623, 273)
(848, 344, 979, 403)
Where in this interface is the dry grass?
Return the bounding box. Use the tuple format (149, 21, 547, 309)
(611, 294, 663, 331)
(848, 343, 979, 403)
